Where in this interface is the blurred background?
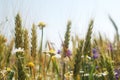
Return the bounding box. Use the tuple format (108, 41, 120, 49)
(0, 0, 120, 47)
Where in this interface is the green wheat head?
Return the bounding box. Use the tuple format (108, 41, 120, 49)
(15, 13, 24, 48)
(0, 35, 6, 68)
(6, 39, 14, 67)
(64, 20, 71, 49)
(109, 15, 119, 42)
(73, 40, 84, 79)
(99, 32, 103, 47)
(16, 51, 26, 80)
(23, 29, 30, 55)
(82, 20, 93, 56)
(105, 57, 115, 80)
(31, 23, 37, 62)
(62, 20, 71, 80)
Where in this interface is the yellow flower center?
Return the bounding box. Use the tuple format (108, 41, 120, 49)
(27, 62, 35, 68)
(49, 49, 56, 55)
(7, 67, 11, 72)
(38, 22, 46, 28)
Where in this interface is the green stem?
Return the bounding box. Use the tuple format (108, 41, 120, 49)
(62, 62, 65, 80)
(44, 53, 46, 80)
(30, 67, 32, 77)
(39, 28, 44, 73)
(39, 28, 43, 53)
(46, 56, 52, 72)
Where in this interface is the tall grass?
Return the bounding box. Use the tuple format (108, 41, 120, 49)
(0, 13, 120, 80)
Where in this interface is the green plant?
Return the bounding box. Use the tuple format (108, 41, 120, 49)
(15, 13, 24, 48)
(31, 24, 37, 62)
(73, 40, 83, 80)
(62, 20, 71, 80)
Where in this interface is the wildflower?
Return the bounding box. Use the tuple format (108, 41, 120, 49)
(14, 47, 24, 53)
(49, 49, 55, 53)
(114, 69, 120, 80)
(115, 73, 119, 80)
(93, 53, 99, 59)
(14, 47, 24, 58)
(95, 71, 108, 77)
(84, 73, 89, 76)
(6, 67, 11, 72)
(45, 49, 61, 59)
(96, 66, 99, 69)
(49, 49, 56, 56)
(57, 50, 61, 54)
(38, 22, 46, 29)
(51, 55, 61, 61)
(81, 55, 91, 60)
(92, 48, 97, 54)
(92, 48, 99, 59)
(102, 71, 108, 76)
(66, 49, 72, 57)
(27, 62, 35, 68)
(86, 55, 91, 60)
(80, 70, 84, 74)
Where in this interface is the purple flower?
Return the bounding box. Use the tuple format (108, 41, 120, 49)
(96, 66, 99, 69)
(66, 49, 72, 57)
(92, 48, 99, 59)
(92, 48, 97, 54)
(93, 53, 99, 59)
(115, 73, 119, 80)
(57, 50, 61, 54)
(115, 69, 120, 80)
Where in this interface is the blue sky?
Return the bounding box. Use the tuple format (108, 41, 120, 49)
(0, 0, 120, 47)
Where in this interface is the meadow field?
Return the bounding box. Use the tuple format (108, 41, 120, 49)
(0, 13, 120, 80)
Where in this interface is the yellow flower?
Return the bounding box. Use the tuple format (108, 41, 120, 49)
(27, 62, 35, 68)
(38, 22, 46, 28)
(49, 49, 56, 55)
(7, 67, 11, 72)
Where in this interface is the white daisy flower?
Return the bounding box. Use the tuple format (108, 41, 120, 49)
(14, 47, 24, 53)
